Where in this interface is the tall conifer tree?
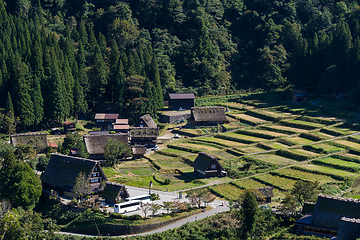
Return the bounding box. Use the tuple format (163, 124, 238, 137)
(149, 54, 163, 109)
(31, 75, 44, 125)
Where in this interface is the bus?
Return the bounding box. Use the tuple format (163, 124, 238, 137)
(125, 194, 151, 203)
(114, 201, 141, 214)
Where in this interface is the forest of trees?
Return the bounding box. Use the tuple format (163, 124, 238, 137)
(1, 0, 360, 131)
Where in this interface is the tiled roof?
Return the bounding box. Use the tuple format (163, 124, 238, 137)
(95, 113, 119, 120)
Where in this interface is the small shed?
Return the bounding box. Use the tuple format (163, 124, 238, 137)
(190, 106, 228, 125)
(131, 145, 146, 159)
(51, 128, 61, 135)
(252, 187, 274, 203)
(191, 152, 226, 178)
(63, 121, 76, 133)
(102, 182, 129, 204)
(137, 114, 157, 128)
(292, 87, 307, 103)
(47, 142, 58, 149)
(169, 93, 195, 110)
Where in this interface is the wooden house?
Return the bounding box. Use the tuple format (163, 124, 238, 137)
(189, 106, 228, 125)
(131, 145, 146, 159)
(83, 133, 129, 159)
(51, 128, 61, 135)
(112, 119, 130, 133)
(169, 93, 195, 110)
(95, 113, 119, 131)
(296, 194, 360, 238)
(41, 154, 107, 198)
(136, 114, 157, 128)
(252, 187, 274, 203)
(10, 133, 47, 152)
(292, 86, 307, 103)
(63, 121, 76, 134)
(129, 127, 159, 148)
(191, 152, 226, 178)
(102, 182, 129, 204)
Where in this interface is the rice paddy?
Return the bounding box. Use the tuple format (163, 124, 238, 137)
(251, 154, 297, 165)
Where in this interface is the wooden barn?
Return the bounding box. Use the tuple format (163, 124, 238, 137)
(296, 194, 360, 238)
(131, 145, 146, 159)
(83, 133, 129, 159)
(192, 152, 226, 178)
(102, 182, 129, 204)
(95, 113, 119, 131)
(130, 127, 159, 148)
(189, 106, 228, 125)
(252, 187, 274, 203)
(136, 114, 157, 128)
(63, 121, 76, 133)
(169, 93, 195, 110)
(10, 132, 47, 152)
(41, 154, 107, 198)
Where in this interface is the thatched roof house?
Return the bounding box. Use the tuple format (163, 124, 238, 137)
(132, 145, 146, 159)
(336, 217, 360, 240)
(41, 154, 107, 197)
(83, 133, 129, 159)
(296, 194, 360, 238)
(252, 187, 274, 203)
(129, 127, 159, 148)
(102, 182, 129, 204)
(190, 106, 227, 125)
(192, 152, 226, 178)
(137, 114, 157, 128)
(10, 133, 47, 151)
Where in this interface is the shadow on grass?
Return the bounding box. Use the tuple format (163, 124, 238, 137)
(174, 172, 202, 183)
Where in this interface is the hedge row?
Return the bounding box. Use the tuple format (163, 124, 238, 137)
(186, 139, 226, 149)
(167, 144, 201, 153)
(270, 171, 306, 182)
(333, 154, 360, 164)
(245, 109, 282, 122)
(215, 134, 256, 144)
(312, 159, 360, 173)
(235, 129, 276, 140)
(251, 177, 287, 191)
(277, 138, 297, 146)
(298, 116, 337, 125)
(280, 120, 322, 130)
(320, 128, 344, 136)
(259, 125, 297, 135)
(299, 132, 325, 141)
(242, 156, 278, 168)
(276, 149, 309, 161)
(347, 136, 360, 144)
(156, 150, 179, 158)
(349, 149, 360, 156)
(302, 145, 327, 154)
(291, 166, 346, 181)
(328, 141, 356, 151)
(256, 142, 274, 150)
(226, 149, 244, 157)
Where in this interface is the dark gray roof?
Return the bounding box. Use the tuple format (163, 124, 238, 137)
(169, 93, 195, 100)
(139, 114, 157, 128)
(311, 194, 360, 230)
(41, 154, 107, 188)
(191, 152, 223, 172)
(336, 217, 360, 240)
(102, 182, 129, 201)
(191, 106, 227, 123)
(130, 127, 159, 138)
(10, 133, 47, 149)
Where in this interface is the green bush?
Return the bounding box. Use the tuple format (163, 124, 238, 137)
(299, 132, 325, 141)
(235, 129, 276, 140)
(128, 214, 142, 220)
(164, 179, 171, 185)
(256, 143, 273, 150)
(302, 145, 326, 154)
(347, 136, 360, 144)
(320, 128, 344, 136)
(110, 212, 124, 219)
(91, 208, 101, 213)
(275, 149, 309, 161)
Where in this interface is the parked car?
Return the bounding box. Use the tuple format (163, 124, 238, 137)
(174, 134, 180, 138)
(153, 145, 159, 150)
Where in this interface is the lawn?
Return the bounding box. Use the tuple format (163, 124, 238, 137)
(120, 167, 155, 176)
(251, 154, 297, 165)
(275, 168, 337, 184)
(297, 164, 359, 177)
(210, 183, 245, 201)
(254, 174, 297, 190)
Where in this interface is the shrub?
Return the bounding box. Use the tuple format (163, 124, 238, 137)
(276, 149, 309, 161)
(150, 193, 160, 201)
(164, 179, 171, 185)
(235, 129, 276, 140)
(128, 214, 142, 220)
(110, 212, 124, 219)
(320, 128, 344, 136)
(91, 208, 100, 213)
(299, 132, 324, 141)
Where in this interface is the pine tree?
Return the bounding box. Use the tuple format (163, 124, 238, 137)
(126, 52, 136, 77)
(98, 33, 108, 57)
(74, 77, 86, 120)
(31, 75, 44, 125)
(78, 19, 89, 50)
(149, 54, 163, 110)
(143, 77, 155, 115)
(5, 92, 14, 115)
(49, 63, 66, 123)
(113, 58, 126, 106)
(241, 190, 258, 239)
(90, 45, 108, 109)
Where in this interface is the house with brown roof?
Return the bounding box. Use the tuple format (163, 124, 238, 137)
(192, 152, 226, 178)
(129, 127, 159, 148)
(83, 133, 129, 159)
(41, 154, 107, 198)
(252, 187, 274, 203)
(63, 121, 76, 133)
(131, 145, 146, 159)
(189, 106, 228, 125)
(10, 133, 47, 152)
(102, 182, 129, 204)
(112, 119, 130, 133)
(136, 114, 157, 128)
(296, 194, 360, 239)
(95, 113, 119, 131)
(169, 93, 195, 110)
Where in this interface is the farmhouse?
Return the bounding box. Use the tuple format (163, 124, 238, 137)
(168, 93, 195, 110)
(136, 114, 157, 128)
(83, 133, 129, 159)
(95, 113, 119, 131)
(192, 152, 226, 178)
(252, 187, 274, 203)
(10, 132, 47, 152)
(130, 127, 159, 148)
(41, 154, 107, 198)
(296, 194, 360, 239)
(189, 106, 228, 125)
(63, 121, 76, 134)
(102, 182, 129, 204)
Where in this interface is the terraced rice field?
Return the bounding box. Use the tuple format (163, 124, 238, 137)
(254, 174, 297, 190)
(341, 153, 360, 159)
(309, 143, 346, 153)
(236, 146, 268, 153)
(245, 129, 288, 137)
(262, 141, 290, 149)
(230, 114, 268, 124)
(266, 125, 307, 133)
(285, 137, 315, 145)
(329, 125, 357, 135)
(311, 131, 337, 139)
(150, 153, 178, 161)
(211, 183, 245, 200)
(199, 137, 248, 147)
(231, 132, 270, 142)
(224, 102, 254, 110)
(274, 168, 337, 184)
(297, 164, 359, 177)
(333, 140, 360, 149)
(212, 150, 240, 160)
(251, 154, 297, 165)
(120, 167, 155, 176)
(156, 160, 192, 170)
(234, 178, 268, 189)
(315, 157, 360, 172)
(160, 148, 197, 157)
(178, 143, 219, 151)
(289, 148, 321, 157)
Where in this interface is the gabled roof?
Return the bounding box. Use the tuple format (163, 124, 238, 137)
(336, 217, 360, 240)
(10, 133, 47, 149)
(169, 93, 195, 100)
(63, 121, 75, 125)
(95, 113, 119, 120)
(132, 145, 146, 155)
(83, 133, 129, 155)
(191, 152, 223, 172)
(115, 119, 129, 125)
(102, 181, 129, 201)
(191, 106, 227, 123)
(113, 125, 130, 130)
(130, 127, 159, 138)
(311, 194, 360, 230)
(138, 114, 157, 128)
(253, 187, 274, 199)
(41, 154, 107, 188)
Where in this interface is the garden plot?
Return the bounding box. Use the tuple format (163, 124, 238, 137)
(289, 148, 321, 157)
(228, 113, 268, 125)
(253, 174, 297, 191)
(119, 167, 155, 176)
(235, 146, 268, 154)
(176, 128, 206, 136)
(311, 131, 338, 139)
(231, 132, 270, 142)
(333, 140, 360, 150)
(314, 157, 360, 172)
(251, 154, 297, 165)
(280, 119, 325, 130)
(222, 102, 254, 110)
(153, 171, 205, 191)
(232, 179, 284, 199)
(275, 168, 337, 184)
(247, 129, 288, 137)
(296, 164, 359, 178)
(210, 183, 245, 201)
(198, 137, 248, 147)
(341, 153, 360, 159)
(261, 141, 289, 149)
(329, 125, 358, 135)
(150, 152, 178, 161)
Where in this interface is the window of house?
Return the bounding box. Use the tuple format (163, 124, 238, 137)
(211, 164, 216, 169)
